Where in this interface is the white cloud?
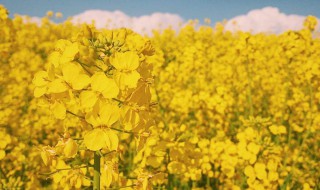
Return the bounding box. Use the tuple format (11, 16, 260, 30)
(18, 7, 319, 35)
(70, 10, 184, 35)
(225, 7, 320, 33)
(19, 15, 43, 25)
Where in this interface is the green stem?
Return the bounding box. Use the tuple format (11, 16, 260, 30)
(106, 184, 137, 189)
(72, 137, 84, 140)
(66, 110, 85, 119)
(103, 150, 116, 156)
(0, 166, 7, 180)
(110, 127, 133, 134)
(112, 98, 124, 104)
(39, 166, 88, 176)
(76, 60, 93, 75)
(93, 151, 101, 190)
(166, 149, 174, 190)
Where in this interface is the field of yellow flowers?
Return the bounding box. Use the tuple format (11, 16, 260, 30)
(0, 5, 319, 190)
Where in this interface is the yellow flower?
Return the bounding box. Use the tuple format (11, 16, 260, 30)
(61, 62, 90, 90)
(46, 10, 54, 18)
(247, 142, 260, 155)
(110, 51, 141, 89)
(254, 162, 267, 180)
(0, 150, 5, 160)
(269, 125, 287, 135)
(40, 146, 56, 166)
(84, 128, 118, 151)
(33, 71, 50, 97)
(63, 138, 78, 158)
(0, 131, 11, 149)
(303, 15, 318, 31)
(244, 165, 255, 179)
(51, 101, 66, 119)
(167, 161, 186, 175)
(91, 72, 119, 99)
(303, 183, 312, 190)
(55, 12, 63, 18)
(268, 171, 279, 181)
(0, 5, 9, 20)
(49, 40, 79, 68)
(267, 159, 278, 171)
(85, 101, 120, 127)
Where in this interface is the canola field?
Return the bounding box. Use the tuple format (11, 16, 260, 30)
(0, 5, 319, 190)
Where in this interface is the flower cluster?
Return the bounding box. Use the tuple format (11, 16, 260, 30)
(147, 17, 320, 189)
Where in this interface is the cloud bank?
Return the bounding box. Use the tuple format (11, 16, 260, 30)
(20, 15, 42, 25)
(225, 7, 320, 34)
(70, 10, 184, 35)
(19, 7, 319, 35)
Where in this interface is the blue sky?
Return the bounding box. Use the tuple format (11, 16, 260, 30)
(1, 0, 319, 34)
(1, 0, 319, 23)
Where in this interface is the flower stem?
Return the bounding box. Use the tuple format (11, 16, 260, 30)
(93, 151, 101, 190)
